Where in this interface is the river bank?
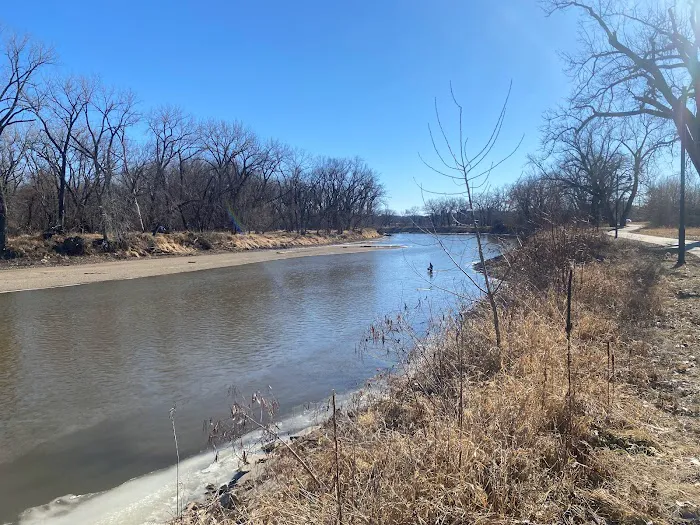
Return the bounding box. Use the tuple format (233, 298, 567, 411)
(0, 229, 380, 269)
(0, 230, 387, 293)
(177, 228, 700, 524)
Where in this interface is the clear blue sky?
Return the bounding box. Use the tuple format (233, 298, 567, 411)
(2, 1, 579, 212)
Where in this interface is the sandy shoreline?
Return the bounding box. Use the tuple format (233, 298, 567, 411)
(0, 243, 394, 294)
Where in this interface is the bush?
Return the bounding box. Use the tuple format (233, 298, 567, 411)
(1, 247, 24, 259)
(55, 236, 86, 256)
(195, 235, 214, 250)
(507, 226, 608, 292)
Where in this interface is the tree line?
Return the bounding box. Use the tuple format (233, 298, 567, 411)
(0, 35, 385, 252)
(5, 0, 698, 254)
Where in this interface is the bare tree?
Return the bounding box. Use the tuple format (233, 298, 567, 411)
(243, 139, 287, 232)
(71, 80, 138, 243)
(146, 105, 199, 230)
(0, 127, 30, 249)
(199, 119, 260, 231)
(422, 84, 522, 348)
(32, 76, 89, 232)
(0, 33, 52, 250)
(276, 148, 313, 233)
(509, 173, 569, 229)
(644, 175, 700, 226)
(119, 138, 148, 232)
(546, 1, 696, 164)
(536, 122, 627, 226)
(0, 34, 52, 138)
(617, 114, 675, 224)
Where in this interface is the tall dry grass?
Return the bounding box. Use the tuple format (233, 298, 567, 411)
(180, 228, 699, 524)
(1, 229, 379, 263)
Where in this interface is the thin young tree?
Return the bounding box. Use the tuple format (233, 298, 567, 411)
(422, 83, 522, 348)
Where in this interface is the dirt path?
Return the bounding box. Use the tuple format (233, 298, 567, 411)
(0, 243, 395, 294)
(610, 224, 700, 258)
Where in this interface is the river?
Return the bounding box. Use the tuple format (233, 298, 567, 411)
(0, 233, 496, 524)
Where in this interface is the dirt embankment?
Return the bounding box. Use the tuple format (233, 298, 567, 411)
(0, 229, 380, 269)
(178, 229, 700, 524)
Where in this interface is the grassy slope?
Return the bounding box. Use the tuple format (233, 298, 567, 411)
(179, 230, 700, 524)
(0, 229, 380, 269)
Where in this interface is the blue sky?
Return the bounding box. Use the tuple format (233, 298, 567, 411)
(2, 1, 579, 212)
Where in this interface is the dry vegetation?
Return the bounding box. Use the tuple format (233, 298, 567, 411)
(0, 229, 380, 269)
(638, 227, 700, 242)
(178, 229, 700, 525)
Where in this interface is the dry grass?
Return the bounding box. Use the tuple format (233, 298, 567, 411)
(0, 229, 380, 267)
(638, 226, 700, 241)
(177, 229, 700, 525)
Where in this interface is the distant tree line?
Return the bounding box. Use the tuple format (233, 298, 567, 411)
(0, 33, 385, 252)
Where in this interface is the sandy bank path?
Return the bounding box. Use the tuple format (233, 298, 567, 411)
(0, 243, 393, 294)
(609, 224, 700, 258)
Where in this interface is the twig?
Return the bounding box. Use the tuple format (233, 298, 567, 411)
(457, 324, 464, 470)
(332, 391, 343, 525)
(240, 411, 326, 490)
(566, 267, 574, 437)
(606, 341, 611, 410)
(169, 404, 181, 519)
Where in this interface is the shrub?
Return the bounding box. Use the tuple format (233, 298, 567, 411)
(54, 236, 86, 256)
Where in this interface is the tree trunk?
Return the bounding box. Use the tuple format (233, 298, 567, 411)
(621, 159, 641, 225)
(604, 201, 616, 227)
(471, 205, 501, 348)
(590, 195, 599, 227)
(0, 189, 7, 253)
(681, 115, 700, 179)
(58, 175, 66, 230)
(98, 181, 111, 243)
(134, 195, 145, 232)
(178, 206, 189, 230)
